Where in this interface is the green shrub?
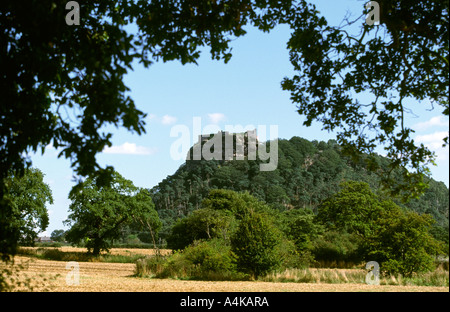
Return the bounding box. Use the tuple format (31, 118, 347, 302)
(183, 239, 236, 274)
(135, 239, 246, 280)
(312, 231, 363, 267)
(231, 212, 282, 279)
(273, 238, 312, 269)
(135, 255, 168, 277)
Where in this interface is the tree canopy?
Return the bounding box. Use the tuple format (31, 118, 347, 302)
(1, 168, 53, 250)
(162, 180, 445, 278)
(316, 181, 444, 276)
(0, 0, 294, 184)
(152, 136, 448, 277)
(151, 136, 449, 244)
(1, 0, 448, 261)
(282, 0, 449, 199)
(0, 0, 292, 260)
(64, 171, 160, 255)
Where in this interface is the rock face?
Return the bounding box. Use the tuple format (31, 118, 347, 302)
(187, 129, 258, 161)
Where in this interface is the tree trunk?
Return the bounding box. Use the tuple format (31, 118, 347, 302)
(93, 242, 101, 256)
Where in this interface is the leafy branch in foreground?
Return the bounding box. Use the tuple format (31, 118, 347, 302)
(282, 0, 449, 200)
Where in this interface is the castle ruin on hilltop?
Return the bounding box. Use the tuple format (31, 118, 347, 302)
(187, 129, 258, 161)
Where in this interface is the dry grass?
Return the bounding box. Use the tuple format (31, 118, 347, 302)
(262, 268, 366, 284)
(263, 267, 449, 287)
(6, 255, 449, 292)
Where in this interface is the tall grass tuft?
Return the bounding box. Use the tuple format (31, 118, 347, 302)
(385, 268, 449, 287)
(261, 267, 449, 287)
(261, 268, 366, 284)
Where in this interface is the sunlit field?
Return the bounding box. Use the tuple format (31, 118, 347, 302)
(1, 247, 447, 292)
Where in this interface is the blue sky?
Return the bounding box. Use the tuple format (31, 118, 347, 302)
(30, 1, 449, 236)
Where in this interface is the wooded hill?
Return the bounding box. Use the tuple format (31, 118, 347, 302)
(149, 136, 449, 247)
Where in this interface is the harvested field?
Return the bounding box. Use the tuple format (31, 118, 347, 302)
(19, 246, 172, 257)
(5, 256, 449, 292)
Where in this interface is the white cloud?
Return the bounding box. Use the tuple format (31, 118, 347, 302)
(413, 116, 449, 131)
(208, 113, 226, 124)
(415, 131, 449, 161)
(103, 142, 156, 155)
(161, 115, 177, 125)
(415, 131, 448, 147)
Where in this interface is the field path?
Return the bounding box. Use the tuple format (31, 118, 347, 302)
(10, 256, 449, 292)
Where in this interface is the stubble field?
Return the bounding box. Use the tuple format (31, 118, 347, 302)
(5, 247, 449, 292)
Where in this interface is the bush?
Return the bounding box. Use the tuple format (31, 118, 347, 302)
(231, 212, 282, 279)
(312, 231, 363, 267)
(125, 234, 141, 245)
(135, 254, 168, 277)
(135, 239, 245, 280)
(273, 238, 312, 269)
(183, 239, 236, 275)
(366, 210, 443, 277)
(166, 209, 234, 250)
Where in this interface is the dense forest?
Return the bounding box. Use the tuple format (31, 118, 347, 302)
(149, 135, 449, 249)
